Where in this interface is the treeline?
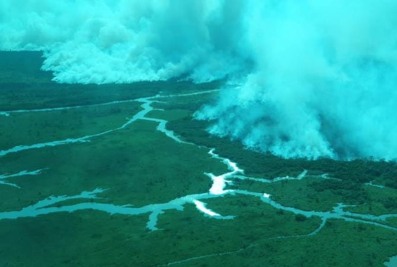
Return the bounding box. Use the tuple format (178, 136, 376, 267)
(168, 117, 397, 190)
(310, 179, 368, 204)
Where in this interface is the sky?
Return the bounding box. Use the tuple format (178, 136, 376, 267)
(1, 0, 397, 160)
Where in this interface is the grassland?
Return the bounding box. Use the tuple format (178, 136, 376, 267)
(1, 52, 397, 267)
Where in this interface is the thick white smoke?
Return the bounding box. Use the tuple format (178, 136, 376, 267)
(0, 0, 247, 83)
(1, 0, 397, 160)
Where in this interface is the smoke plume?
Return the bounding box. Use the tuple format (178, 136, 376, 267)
(1, 0, 397, 160)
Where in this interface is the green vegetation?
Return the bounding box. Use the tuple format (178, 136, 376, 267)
(1, 52, 397, 267)
(167, 115, 397, 188)
(0, 51, 221, 110)
(0, 102, 141, 149)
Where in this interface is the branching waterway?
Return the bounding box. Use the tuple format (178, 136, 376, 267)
(1, 89, 397, 265)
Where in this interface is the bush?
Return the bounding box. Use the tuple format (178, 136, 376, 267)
(295, 214, 307, 222)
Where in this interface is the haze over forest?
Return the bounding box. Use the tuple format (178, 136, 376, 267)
(1, 0, 397, 160)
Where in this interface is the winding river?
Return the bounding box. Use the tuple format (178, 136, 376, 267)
(1, 89, 397, 265)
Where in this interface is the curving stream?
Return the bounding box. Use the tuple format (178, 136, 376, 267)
(1, 89, 397, 265)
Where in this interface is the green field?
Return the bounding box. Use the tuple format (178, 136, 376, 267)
(1, 52, 397, 267)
